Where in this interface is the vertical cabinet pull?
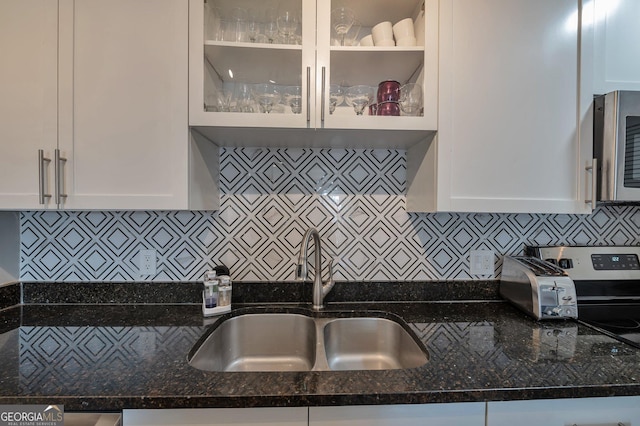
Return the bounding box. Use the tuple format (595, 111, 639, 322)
(306, 66, 311, 123)
(585, 158, 597, 210)
(38, 149, 52, 205)
(321, 66, 326, 123)
(55, 149, 67, 205)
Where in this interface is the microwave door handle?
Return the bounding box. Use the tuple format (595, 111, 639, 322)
(585, 158, 597, 210)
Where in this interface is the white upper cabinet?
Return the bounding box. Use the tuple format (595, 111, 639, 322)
(188, 0, 437, 148)
(592, 0, 640, 94)
(0, 0, 218, 211)
(407, 0, 594, 214)
(59, 0, 196, 210)
(0, 0, 58, 209)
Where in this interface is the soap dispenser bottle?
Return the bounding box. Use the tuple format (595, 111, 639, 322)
(202, 270, 231, 316)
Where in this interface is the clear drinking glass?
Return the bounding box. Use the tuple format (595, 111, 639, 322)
(252, 83, 281, 113)
(277, 6, 300, 45)
(284, 85, 303, 114)
(246, 8, 261, 43)
(264, 8, 279, 43)
(399, 83, 423, 116)
(345, 85, 374, 115)
(329, 84, 344, 114)
(234, 83, 255, 113)
(342, 19, 362, 46)
(331, 7, 355, 46)
(227, 7, 248, 42)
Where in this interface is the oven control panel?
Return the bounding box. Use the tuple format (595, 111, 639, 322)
(526, 245, 640, 281)
(591, 253, 640, 270)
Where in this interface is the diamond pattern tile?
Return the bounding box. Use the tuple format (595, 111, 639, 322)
(18, 148, 640, 282)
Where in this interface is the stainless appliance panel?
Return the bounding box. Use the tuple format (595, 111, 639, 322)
(595, 90, 640, 201)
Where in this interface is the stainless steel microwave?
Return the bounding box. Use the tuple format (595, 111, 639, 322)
(594, 90, 640, 202)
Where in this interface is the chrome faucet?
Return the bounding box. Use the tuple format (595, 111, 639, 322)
(295, 228, 335, 310)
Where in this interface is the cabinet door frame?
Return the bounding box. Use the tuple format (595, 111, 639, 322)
(122, 407, 309, 426)
(592, 0, 640, 94)
(309, 403, 486, 426)
(487, 396, 640, 426)
(408, 0, 595, 214)
(0, 0, 59, 209)
(58, 0, 191, 210)
(188, 0, 317, 131)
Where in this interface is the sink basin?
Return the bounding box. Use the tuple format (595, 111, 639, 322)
(188, 313, 317, 372)
(323, 317, 428, 371)
(188, 310, 428, 372)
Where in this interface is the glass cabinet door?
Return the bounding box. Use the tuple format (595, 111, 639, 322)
(189, 0, 438, 147)
(189, 0, 316, 130)
(316, 0, 437, 133)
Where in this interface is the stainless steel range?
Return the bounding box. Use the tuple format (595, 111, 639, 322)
(526, 245, 640, 349)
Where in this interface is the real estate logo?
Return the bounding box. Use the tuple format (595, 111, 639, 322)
(0, 405, 64, 426)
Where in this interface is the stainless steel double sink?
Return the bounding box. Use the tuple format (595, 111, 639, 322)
(188, 309, 429, 372)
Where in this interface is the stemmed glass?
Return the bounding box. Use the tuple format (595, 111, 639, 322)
(252, 83, 281, 113)
(329, 84, 344, 114)
(399, 83, 423, 116)
(246, 9, 261, 43)
(277, 8, 300, 45)
(264, 8, 279, 43)
(234, 83, 255, 113)
(284, 86, 303, 114)
(345, 85, 374, 115)
(331, 7, 355, 46)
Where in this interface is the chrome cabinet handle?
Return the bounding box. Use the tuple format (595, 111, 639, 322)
(321, 66, 326, 123)
(306, 66, 311, 123)
(585, 158, 597, 210)
(38, 149, 52, 205)
(572, 423, 626, 426)
(55, 149, 67, 204)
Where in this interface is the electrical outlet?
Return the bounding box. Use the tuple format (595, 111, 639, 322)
(470, 250, 494, 276)
(139, 249, 156, 275)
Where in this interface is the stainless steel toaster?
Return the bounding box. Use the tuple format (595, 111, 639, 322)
(500, 256, 578, 320)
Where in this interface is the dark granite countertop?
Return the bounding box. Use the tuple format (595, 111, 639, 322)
(1, 298, 640, 411)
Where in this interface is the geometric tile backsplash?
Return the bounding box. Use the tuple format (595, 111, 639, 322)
(20, 147, 640, 282)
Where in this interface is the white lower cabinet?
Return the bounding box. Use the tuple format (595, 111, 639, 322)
(122, 407, 308, 426)
(487, 396, 640, 426)
(309, 403, 486, 426)
(122, 403, 485, 426)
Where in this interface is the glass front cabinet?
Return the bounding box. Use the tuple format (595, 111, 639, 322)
(188, 0, 437, 147)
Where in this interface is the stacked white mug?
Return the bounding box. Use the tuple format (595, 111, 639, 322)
(393, 17, 416, 46)
(371, 21, 394, 46)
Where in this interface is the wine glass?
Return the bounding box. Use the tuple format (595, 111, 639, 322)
(331, 7, 355, 46)
(234, 83, 255, 113)
(264, 8, 279, 43)
(277, 8, 300, 45)
(329, 84, 344, 114)
(246, 8, 261, 43)
(252, 83, 281, 113)
(399, 83, 423, 116)
(284, 85, 303, 114)
(345, 85, 374, 115)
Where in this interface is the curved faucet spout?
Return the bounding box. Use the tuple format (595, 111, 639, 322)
(295, 228, 335, 310)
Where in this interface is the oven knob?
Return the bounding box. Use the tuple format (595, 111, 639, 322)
(552, 307, 562, 315)
(558, 258, 573, 269)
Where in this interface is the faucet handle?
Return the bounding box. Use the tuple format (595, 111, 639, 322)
(328, 258, 336, 280)
(322, 258, 337, 298)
